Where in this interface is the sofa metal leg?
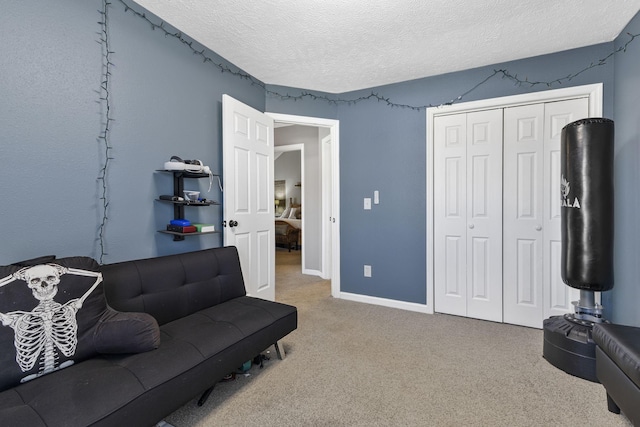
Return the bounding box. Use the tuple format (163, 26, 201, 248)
(274, 341, 286, 360)
(606, 393, 621, 414)
(197, 385, 215, 407)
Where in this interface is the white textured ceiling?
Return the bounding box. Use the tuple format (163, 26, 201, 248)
(131, 0, 640, 93)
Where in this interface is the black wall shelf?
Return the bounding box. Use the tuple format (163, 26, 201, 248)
(156, 169, 220, 241)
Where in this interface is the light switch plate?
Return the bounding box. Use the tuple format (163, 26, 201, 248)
(364, 265, 372, 277)
(364, 198, 372, 210)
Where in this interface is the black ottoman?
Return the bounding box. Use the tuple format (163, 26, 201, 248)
(593, 323, 640, 425)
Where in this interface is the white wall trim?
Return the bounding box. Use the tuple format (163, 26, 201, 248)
(426, 83, 603, 316)
(275, 143, 305, 153)
(302, 268, 324, 277)
(338, 292, 430, 314)
(320, 134, 333, 280)
(267, 112, 341, 298)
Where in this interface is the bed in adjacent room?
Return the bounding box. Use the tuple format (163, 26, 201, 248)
(276, 204, 301, 247)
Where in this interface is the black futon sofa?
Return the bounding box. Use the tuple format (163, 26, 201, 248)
(0, 246, 297, 426)
(593, 323, 640, 425)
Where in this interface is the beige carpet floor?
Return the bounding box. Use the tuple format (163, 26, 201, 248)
(164, 249, 631, 426)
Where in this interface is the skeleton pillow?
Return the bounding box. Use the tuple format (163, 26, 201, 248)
(0, 255, 159, 392)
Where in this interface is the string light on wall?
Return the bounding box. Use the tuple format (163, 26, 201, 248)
(95, 1, 637, 262)
(117, 0, 638, 111)
(97, 0, 114, 263)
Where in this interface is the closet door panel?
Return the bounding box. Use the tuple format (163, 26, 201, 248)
(444, 235, 464, 298)
(466, 109, 503, 322)
(503, 104, 544, 328)
(543, 98, 589, 318)
(434, 114, 467, 316)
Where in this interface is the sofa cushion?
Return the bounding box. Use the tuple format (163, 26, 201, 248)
(593, 323, 640, 387)
(0, 357, 147, 427)
(101, 247, 246, 325)
(0, 256, 160, 392)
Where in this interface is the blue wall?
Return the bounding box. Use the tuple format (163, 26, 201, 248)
(610, 13, 640, 326)
(2, 1, 638, 325)
(0, 0, 264, 264)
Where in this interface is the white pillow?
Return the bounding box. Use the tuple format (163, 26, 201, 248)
(288, 208, 297, 219)
(280, 207, 290, 218)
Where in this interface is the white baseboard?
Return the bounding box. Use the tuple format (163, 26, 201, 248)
(338, 292, 431, 314)
(302, 268, 323, 277)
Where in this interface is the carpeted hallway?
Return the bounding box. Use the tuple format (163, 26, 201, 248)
(164, 249, 631, 426)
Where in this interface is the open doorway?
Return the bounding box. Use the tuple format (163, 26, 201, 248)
(267, 113, 340, 298)
(274, 143, 304, 269)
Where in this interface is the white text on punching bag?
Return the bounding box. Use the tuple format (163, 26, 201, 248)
(561, 175, 581, 209)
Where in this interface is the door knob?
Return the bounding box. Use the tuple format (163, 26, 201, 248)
(468, 224, 474, 229)
(229, 220, 238, 228)
(536, 225, 542, 231)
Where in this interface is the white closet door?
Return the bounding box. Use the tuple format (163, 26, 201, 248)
(503, 104, 545, 328)
(503, 99, 589, 327)
(465, 109, 503, 321)
(434, 110, 503, 321)
(434, 114, 467, 317)
(543, 98, 589, 319)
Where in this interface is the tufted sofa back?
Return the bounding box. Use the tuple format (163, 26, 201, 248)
(101, 246, 246, 326)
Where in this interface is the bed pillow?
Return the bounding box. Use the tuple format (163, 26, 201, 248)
(288, 208, 298, 219)
(0, 255, 159, 392)
(280, 207, 291, 219)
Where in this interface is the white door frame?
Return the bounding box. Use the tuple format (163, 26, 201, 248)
(321, 134, 333, 280)
(274, 143, 306, 272)
(426, 83, 603, 314)
(267, 112, 341, 298)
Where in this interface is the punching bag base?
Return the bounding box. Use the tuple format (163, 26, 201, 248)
(543, 315, 598, 383)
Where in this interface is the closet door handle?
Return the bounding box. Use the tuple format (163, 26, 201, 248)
(536, 225, 542, 231)
(468, 224, 474, 229)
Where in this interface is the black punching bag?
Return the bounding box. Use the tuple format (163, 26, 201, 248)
(561, 118, 614, 292)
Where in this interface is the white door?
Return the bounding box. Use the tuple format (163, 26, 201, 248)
(465, 109, 504, 321)
(503, 98, 588, 327)
(503, 103, 545, 328)
(222, 94, 275, 301)
(434, 113, 467, 317)
(434, 109, 503, 321)
(543, 98, 588, 319)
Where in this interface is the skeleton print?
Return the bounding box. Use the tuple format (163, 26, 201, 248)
(0, 264, 102, 383)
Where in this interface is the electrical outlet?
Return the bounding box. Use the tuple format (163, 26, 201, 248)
(364, 265, 372, 277)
